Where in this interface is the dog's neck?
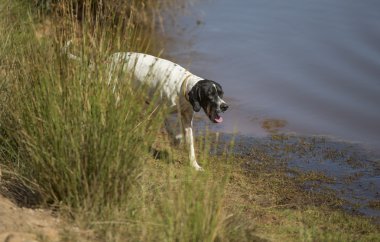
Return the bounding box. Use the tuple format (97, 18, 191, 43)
(182, 74, 203, 101)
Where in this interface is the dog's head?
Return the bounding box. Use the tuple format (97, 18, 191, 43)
(188, 79, 228, 123)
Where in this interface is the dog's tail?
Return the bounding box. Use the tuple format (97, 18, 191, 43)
(61, 40, 81, 61)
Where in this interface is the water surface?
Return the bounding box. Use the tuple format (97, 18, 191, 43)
(166, 0, 380, 151)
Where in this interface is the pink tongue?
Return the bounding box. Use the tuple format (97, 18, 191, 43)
(214, 116, 223, 123)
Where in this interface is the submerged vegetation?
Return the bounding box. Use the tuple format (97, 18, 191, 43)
(0, 0, 379, 241)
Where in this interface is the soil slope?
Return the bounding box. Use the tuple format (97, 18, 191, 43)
(0, 195, 60, 242)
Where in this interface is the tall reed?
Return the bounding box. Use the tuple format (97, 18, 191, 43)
(0, 0, 230, 240)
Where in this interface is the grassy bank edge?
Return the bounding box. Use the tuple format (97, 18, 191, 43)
(0, 0, 379, 241)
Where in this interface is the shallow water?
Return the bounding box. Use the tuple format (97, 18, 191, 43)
(166, 0, 380, 152)
(164, 0, 380, 219)
(212, 131, 380, 221)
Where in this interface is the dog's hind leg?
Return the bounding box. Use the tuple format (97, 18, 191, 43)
(164, 116, 183, 146)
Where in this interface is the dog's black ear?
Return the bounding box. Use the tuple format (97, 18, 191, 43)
(188, 86, 201, 112)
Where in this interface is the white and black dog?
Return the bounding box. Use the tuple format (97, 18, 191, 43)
(64, 43, 228, 170)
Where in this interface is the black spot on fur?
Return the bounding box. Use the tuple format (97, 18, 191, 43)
(188, 84, 201, 112)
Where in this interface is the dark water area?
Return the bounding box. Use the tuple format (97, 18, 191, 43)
(164, 0, 380, 219)
(212, 130, 380, 221)
(166, 0, 380, 152)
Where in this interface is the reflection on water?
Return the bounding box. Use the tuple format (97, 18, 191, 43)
(166, 0, 380, 151)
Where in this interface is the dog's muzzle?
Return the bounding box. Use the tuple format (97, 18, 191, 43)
(220, 103, 229, 112)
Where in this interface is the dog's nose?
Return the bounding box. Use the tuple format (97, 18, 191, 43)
(220, 103, 229, 112)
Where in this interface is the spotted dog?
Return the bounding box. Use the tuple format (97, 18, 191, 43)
(63, 42, 228, 170)
(107, 52, 228, 170)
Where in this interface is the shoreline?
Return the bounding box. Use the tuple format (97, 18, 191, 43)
(188, 115, 380, 221)
(0, 0, 379, 240)
(193, 117, 380, 221)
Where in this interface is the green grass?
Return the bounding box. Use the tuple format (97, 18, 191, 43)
(0, 0, 232, 241)
(0, 1, 379, 241)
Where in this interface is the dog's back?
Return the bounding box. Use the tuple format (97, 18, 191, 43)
(108, 52, 198, 106)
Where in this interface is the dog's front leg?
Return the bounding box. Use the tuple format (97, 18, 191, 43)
(181, 113, 203, 171)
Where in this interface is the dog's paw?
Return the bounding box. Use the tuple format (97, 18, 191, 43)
(173, 134, 184, 146)
(192, 163, 204, 171)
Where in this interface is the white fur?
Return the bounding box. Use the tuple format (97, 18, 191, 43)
(108, 52, 204, 170)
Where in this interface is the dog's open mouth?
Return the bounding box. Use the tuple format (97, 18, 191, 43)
(206, 106, 223, 123)
(213, 113, 223, 123)
(208, 110, 223, 123)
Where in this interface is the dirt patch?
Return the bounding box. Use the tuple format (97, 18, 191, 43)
(0, 174, 90, 242)
(0, 195, 60, 242)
